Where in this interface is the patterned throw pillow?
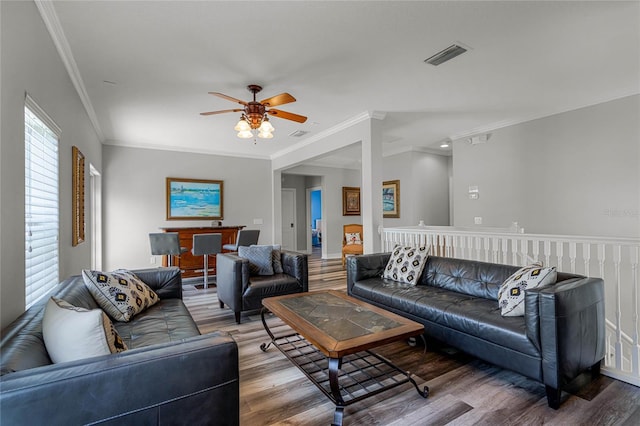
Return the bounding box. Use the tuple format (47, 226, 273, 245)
(345, 232, 362, 245)
(498, 263, 557, 316)
(251, 244, 283, 273)
(238, 245, 274, 276)
(382, 245, 430, 285)
(82, 269, 159, 322)
(43, 297, 127, 364)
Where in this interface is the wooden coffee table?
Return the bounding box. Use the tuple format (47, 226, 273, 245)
(260, 290, 429, 426)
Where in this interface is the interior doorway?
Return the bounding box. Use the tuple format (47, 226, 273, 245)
(306, 186, 322, 254)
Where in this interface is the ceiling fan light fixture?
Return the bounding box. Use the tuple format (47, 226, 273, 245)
(237, 130, 253, 139)
(202, 84, 306, 143)
(234, 117, 251, 132)
(258, 116, 274, 133)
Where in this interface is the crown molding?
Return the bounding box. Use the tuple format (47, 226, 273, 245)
(383, 144, 452, 158)
(449, 92, 639, 142)
(35, 0, 104, 142)
(102, 139, 271, 161)
(271, 110, 385, 160)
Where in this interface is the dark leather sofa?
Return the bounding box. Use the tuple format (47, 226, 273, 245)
(0, 267, 239, 425)
(347, 253, 606, 408)
(216, 250, 308, 323)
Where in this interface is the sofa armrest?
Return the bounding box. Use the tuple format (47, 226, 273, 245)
(281, 250, 309, 292)
(538, 277, 606, 390)
(133, 267, 183, 299)
(0, 332, 239, 425)
(216, 253, 250, 311)
(346, 253, 391, 295)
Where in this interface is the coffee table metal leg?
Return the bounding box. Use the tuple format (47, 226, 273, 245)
(332, 406, 345, 426)
(259, 308, 274, 352)
(328, 357, 345, 426)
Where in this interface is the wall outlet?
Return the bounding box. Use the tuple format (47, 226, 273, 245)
(253, 218, 263, 225)
(474, 216, 483, 225)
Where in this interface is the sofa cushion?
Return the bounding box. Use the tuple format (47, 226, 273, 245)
(82, 269, 159, 322)
(42, 297, 127, 364)
(498, 264, 557, 316)
(114, 299, 200, 349)
(382, 245, 429, 285)
(422, 256, 520, 300)
(242, 274, 301, 311)
(239, 245, 274, 276)
(350, 278, 539, 356)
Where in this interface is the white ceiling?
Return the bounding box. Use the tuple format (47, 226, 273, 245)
(49, 1, 640, 162)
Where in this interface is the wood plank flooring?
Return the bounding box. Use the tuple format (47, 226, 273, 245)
(183, 250, 640, 425)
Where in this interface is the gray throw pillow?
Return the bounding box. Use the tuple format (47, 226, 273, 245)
(238, 245, 274, 276)
(251, 244, 283, 273)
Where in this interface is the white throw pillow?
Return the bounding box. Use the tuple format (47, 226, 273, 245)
(82, 269, 159, 322)
(345, 232, 362, 245)
(43, 297, 127, 364)
(498, 263, 557, 316)
(382, 245, 430, 285)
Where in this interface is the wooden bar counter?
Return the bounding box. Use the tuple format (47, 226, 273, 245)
(159, 226, 245, 278)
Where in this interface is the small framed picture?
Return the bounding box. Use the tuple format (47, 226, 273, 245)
(383, 180, 400, 218)
(342, 187, 361, 216)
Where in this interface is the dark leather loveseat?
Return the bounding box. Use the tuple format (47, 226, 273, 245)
(347, 253, 606, 408)
(0, 267, 239, 425)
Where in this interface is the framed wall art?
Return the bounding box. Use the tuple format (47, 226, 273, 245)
(342, 187, 361, 216)
(72, 146, 85, 246)
(166, 177, 224, 220)
(382, 180, 400, 218)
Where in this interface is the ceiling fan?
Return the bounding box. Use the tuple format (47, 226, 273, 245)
(200, 85, 307, 139)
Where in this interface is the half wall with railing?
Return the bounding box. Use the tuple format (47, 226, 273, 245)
(381, 226, 640, 387)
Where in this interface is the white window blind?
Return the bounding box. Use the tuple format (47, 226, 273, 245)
(25, 96, 60, 308)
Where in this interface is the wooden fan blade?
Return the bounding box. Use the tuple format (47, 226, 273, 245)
(260, 93, 296, 107)
(200, 109, 243, 116)
(208, 92, 248, 106)
(267, 109, 307, 123)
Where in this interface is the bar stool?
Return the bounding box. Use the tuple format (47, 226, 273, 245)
(149, 232, 187, 267)
(222, 229, 260, 251)
(192, 233, 222, 289)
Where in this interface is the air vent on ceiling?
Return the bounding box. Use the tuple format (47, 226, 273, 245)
(289, 130, 309, 137)
(424, 44, 468, 66)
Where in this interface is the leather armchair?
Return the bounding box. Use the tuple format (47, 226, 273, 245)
(216, 250, 308, 323)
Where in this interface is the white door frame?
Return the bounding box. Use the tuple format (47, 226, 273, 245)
(89, 164, 102, 270)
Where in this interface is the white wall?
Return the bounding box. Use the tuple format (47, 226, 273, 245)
(1, 1, 102, 329)
(382, 150, 450, 228)
(102, 145, 272, 270)
(452, 95, 640, 238)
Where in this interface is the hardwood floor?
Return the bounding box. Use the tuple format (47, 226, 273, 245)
(183, 250, 640, 425)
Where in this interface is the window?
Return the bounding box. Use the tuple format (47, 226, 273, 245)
(25, 96, 60, 308)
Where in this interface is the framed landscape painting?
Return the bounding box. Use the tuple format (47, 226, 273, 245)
(382, 180, 400, 218)
(342, 187, 361, 216)
(166, 177, 224, 220)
